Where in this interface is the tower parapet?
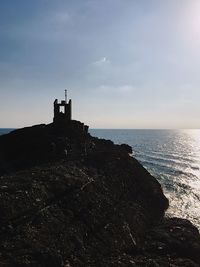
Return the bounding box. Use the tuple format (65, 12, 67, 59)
(53, 90, 72, 124)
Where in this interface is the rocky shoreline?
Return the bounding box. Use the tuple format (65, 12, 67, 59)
(0, 121, 200, 266)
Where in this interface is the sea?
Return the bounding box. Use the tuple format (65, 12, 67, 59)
(0, 128, 200, 229)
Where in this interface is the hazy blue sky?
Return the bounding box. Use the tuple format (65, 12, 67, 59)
(0, 0, 200, 128)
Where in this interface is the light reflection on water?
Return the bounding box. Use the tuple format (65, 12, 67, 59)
(164, 130, 200, 227)
(90, 129, 200, 229)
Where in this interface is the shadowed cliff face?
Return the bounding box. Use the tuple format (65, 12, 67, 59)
(0, 121, 88, 174)
(0, 122, 200, 266)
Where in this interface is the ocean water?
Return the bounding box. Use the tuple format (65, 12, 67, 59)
(1, 128, 200, 229)
(0, 128, 15, 135)
(90, 129, 200, 229)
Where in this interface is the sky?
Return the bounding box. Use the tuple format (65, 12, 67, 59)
(0, 0, 200, 128)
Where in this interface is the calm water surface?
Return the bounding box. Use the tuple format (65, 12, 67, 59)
(90, 129, 200, 229)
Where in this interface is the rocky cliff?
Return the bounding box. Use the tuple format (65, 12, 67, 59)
(0, 121, 200, 266)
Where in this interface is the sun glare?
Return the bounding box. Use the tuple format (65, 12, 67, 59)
(183, 1, 200, 43)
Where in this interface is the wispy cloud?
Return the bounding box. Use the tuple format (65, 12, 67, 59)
(98, 84, 135, 94)
(53, 12, 71, 24)
(92, 57, 110, 66)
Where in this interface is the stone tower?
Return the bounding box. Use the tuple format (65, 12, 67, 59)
(53, 90, 72, 124)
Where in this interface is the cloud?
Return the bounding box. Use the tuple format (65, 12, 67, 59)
(92, 57, 110, 66)
(98, 84, 135, 94)
(53, 12, 71, 24)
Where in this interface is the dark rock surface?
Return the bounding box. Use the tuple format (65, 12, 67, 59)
(0, 122, 199, 266)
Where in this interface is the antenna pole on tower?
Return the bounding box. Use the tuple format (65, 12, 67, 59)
(65, 89, 67, 102)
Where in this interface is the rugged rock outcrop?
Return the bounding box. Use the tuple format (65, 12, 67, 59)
(0, 122, 199, 266)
